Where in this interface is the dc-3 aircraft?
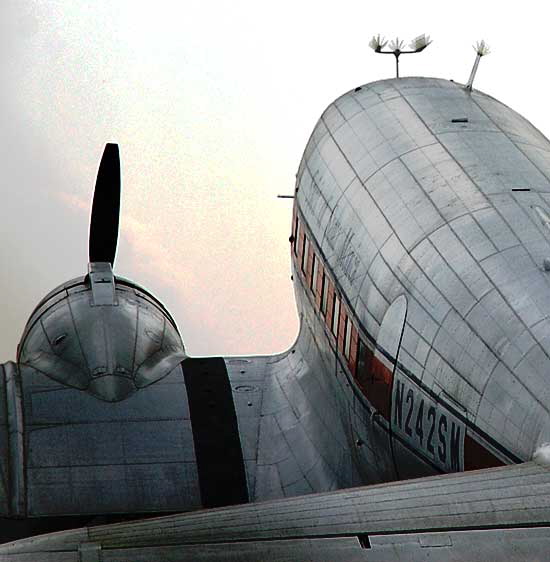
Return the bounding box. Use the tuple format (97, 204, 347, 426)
(2, 37, 550, 560)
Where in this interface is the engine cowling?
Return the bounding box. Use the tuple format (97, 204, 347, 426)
(17, 262, 185, 402)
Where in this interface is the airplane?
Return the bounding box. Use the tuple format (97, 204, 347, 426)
(1, 44, 550, 560)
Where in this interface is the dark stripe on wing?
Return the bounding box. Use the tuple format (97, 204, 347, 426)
(183, 357, 249, 508)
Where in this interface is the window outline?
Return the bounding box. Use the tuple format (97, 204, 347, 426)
(301, 236, 309, 274)
(310, 253, 318, 292)
(344, 316, 352, 360)
(331, 295, 340, 337)
(293, 215, 300, 256)
(320, 272, 329, 317)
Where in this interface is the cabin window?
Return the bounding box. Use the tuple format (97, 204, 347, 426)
(325, 282, 335, 331)
(344, 317, 352, 359)
(296, 226, 306, 271)
(315, 263, 324, 309)
(311, 254, 318, 292)
(301, 237, 309, 274)
(305, 246, 314, 287)
(320, 273, 329, 316)
(348, 325, 358, 375)
(332, 296, 340, 337)
(293, 216, 300, 255)
(338, 308, 347, 354)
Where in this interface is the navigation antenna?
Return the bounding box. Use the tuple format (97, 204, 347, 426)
(465, 40, 490, 91)
(369, 34, 432, 78)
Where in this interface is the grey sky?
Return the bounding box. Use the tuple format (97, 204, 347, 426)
(2, 0, 550, 362)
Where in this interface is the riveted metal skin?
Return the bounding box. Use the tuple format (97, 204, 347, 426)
(3, 77, 550, 557)
(2, 462, 550, 560)
(293, 77, 550, 477)
(18, 268, 185, 402)
(17, 360, 202, 518)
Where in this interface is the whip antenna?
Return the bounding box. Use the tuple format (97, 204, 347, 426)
(466, 40, 490, 91)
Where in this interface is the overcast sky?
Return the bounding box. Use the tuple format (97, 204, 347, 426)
(1, 0, 549, 362)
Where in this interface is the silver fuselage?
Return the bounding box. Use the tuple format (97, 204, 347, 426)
(1, 77, 550, 545)
(291, 76, 550, 481)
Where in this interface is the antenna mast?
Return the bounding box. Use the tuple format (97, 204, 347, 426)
(466, 40, 490, 91)
(369, 34, 432, 78)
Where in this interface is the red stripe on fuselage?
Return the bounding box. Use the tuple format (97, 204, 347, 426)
(357, 354, 392, 419)
(464, 434, 505, 470)
(292, 206, 506, 472)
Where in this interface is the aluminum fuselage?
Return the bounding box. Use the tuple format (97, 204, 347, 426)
(291, 76, 550, 481)
(2, 77, 550, 549)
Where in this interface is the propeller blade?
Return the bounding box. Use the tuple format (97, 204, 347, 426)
(89, 143, 121, 265)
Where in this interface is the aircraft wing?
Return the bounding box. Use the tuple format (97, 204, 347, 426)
(1, 460, 549, 561)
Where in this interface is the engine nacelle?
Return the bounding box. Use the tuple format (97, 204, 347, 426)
(17, 263, 185, 402)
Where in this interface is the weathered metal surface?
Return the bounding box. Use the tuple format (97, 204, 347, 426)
(295, 77, 550, 473)
(0, 364, 11, 516)
(2, 76, 550, 559)
(1, 462, 549, 560)
(3, 362, 24, 517)
(21, 362, 201, 516)
(18, 275, 185, 401)
(226, 334, 362, 502)
(88, 262, 117, 306)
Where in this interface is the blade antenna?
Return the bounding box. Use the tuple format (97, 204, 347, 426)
(89, 143, 121, 266)
(466, 40, 490, 91)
